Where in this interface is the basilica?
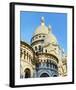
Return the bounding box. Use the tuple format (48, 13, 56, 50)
(20, 17, 67, 78)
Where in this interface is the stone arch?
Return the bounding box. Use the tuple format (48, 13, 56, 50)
(53, 74, 57, 77)
(38, 70, 51, 77)
(40, 73, 49, 77)
(24, 68, 31, 78)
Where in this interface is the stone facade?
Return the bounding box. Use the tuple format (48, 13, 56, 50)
(20, 17, 67, 78)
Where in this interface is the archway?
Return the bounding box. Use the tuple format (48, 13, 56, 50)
(53, 75, 57, 77)
(24, 68, 31, 78)
(40, 73, 49, 77)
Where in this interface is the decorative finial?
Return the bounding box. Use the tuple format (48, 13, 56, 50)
(41, 16, 44, 22)
(48, 25, 52, 33)
(48, 25, 51, 30)
(41, 16, 45, 25)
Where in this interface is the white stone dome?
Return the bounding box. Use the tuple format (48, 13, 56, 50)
(44, 25, 58, 45)
(33, 17, 58, 45)
(33, 17, 49, 36)
(33, 25, 49, 36)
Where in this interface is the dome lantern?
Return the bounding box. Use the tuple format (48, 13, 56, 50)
(41, 16, 45, 26)
(48, 24, 52, 33)
(33, 17, 49, 36)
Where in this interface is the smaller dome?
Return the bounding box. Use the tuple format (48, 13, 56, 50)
(50, 34, 58, 44)
(44, 32, 58, 46)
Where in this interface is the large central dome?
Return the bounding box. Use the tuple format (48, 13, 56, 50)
(31, 17, 58, 45)
(33, 17, 49, 36)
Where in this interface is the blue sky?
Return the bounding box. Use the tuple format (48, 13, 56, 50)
(20, 11, 67, 53)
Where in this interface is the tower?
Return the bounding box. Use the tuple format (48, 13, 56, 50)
(31, 17, 59, 77)
(20, 41, 35, 78)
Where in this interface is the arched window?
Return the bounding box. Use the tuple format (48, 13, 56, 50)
(53, 75, 57, 77)
(43, 35, 45, 38)
(53, 63, 55, 69)
(20, 49, 23, 58)
(39, 35, 41, 38)
(24, 50, 26, 59)
(45, 49, 47, 53)
(35, 46, 37, 51)
(36, 63, 39, 68)
(24, 68, 31, 78)
(55, 64, 58, 70)
(35, 36, 38, 39)
(39, 45, 42, 52)
(27, 53, 28, 60)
